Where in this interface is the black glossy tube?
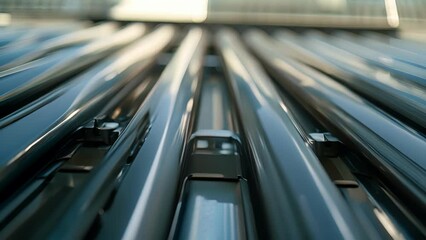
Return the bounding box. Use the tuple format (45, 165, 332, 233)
(245, 30, 426, 212)
(271, 30, 426, 128)
(0, 23, 146, 116)
(41, 27, 206, 240)
(327, 31, 426, 88)
(217, 29, 367, 239)
(0, 22, 117, 71)
(0, 23, 86, 64)
(0, 25, 176, 198)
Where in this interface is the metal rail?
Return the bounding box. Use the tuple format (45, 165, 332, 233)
(0, 25, 175, 199)
(39, 27, 206, 240)
(0, 22, 117, 71)
(0, 23, 145, 116)
(328, 31, 426, 88)
(245, 31, 426, 216)
(0, 21, 425, 239)
(216, 29, 367, 239)
(269, 30, 426, 128)
(0, 23, 86, 64)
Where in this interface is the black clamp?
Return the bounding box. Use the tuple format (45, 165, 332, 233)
(308, 132, 341, 157)
(78, 117, 120, 145)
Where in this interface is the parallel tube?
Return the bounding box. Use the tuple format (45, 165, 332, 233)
(0, 25, 176, 197)
(0, 23, 85, 64)
(272, 30, 426, 128)
(245, 30, 426, 213)
(216, 29, 366, 239)
(0, 23, 146, 116)
(329, 31, 426, 88)
(356, 33, 426, 69)
(0, 22, 118, 71)
(42, 27, 206, 240)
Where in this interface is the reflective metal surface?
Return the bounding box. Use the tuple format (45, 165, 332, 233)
(0, 22, 117, 71)
(256, 30, 426, 129)
(0, 25, 173, 199)
(0, 19, 425, 239)
(0, 24, 145, 116)
(216, 29, 367, 239)
(245, 31, 426, 214)
(95, 27, 207, 240)
(173, 180, 246, 240)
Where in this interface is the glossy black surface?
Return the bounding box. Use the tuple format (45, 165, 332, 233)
(0, 21, 425, 239)
(245, 31, 426, 214)
(0, 22, 117, 71)
(36, 27, 206, 240)
(0, 25, 173, 199)
(329, 31, 426, 88)
(216, 29, 367, 239)
(0, 23, 145, 116)
(96, 27, 207, 240)
(0, 24, 85, 67)
(271, 30, 426, 128)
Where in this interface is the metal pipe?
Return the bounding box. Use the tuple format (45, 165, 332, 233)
(40, 27, 206, 240)
(216, 29, 367, 240)
(362, 31, 426, 55)
(244, 30, 426, 214)
(0, 22, 118, 71)
(0, 25, 176, 199)
(329, 31, 426, 88)
(356, 33, 426, 69)
(271, 30, 426, 128)
(0, 23, 86, 62)
(0, 23, 145, 116)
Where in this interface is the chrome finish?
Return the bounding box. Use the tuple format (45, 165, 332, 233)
(245, 31, 426, 213)
(0, 25, 174, 199)
(217, 29, 367, 239)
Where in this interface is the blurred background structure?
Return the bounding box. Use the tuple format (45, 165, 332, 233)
(0, 1, 425, 240)
(0, 0, 425, 28)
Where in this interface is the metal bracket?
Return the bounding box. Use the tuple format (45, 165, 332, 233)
(77, 117, 120, 145)
(183, 130, 242, 179)
(309, 132, 341, 157)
